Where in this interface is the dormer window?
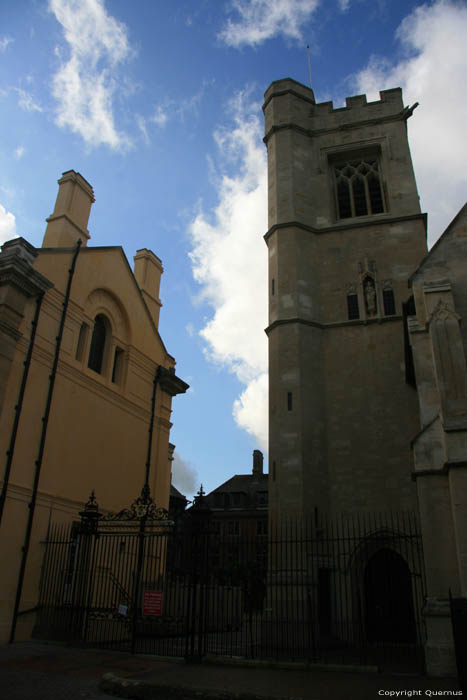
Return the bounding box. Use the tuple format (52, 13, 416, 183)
(334, 157, 385, 219)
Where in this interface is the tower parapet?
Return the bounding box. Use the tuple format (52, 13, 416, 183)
(263, 78, 421, 232)
(264, 78, 406, 139)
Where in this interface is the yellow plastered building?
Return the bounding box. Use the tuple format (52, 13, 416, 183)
(0, 170, 188, 643)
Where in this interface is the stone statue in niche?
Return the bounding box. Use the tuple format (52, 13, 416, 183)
(364, 277, 377, 316)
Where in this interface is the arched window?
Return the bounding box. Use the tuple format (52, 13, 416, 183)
(334, 157, 385, 219)
(88, 314, 108, 374)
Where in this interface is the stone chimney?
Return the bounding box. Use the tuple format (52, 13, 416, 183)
(133, 248, 163, 328)
(42, 170, 94, 248)
(252, 449, 263, 477)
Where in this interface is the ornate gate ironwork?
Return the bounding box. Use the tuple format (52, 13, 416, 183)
(34, 489, 186, 656)
(35, 501, 427, 671)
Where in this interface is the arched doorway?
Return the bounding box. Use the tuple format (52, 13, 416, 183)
(364, 548, 416, 643)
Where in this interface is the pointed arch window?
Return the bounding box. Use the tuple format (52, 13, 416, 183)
(88, 314, 108, 374)
(334, 157, 385, 219)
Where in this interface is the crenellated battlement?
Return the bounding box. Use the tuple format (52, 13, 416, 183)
(263, 78, 405, 134)
(312, 87, 403, 114)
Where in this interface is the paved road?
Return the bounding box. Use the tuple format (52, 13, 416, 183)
(1, 667, 111, 700)
(0, 642, 113, 700)
(0, 641, 462, 700)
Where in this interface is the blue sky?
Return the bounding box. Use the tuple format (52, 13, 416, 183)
(1, 0, 467, 501)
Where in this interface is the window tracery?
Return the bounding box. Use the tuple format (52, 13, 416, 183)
(334, 158, 385, 219)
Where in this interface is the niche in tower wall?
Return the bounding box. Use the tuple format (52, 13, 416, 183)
(363, 276, 377, 317)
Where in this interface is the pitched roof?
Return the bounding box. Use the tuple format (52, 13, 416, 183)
(206, 473, 268, 497)
(170, 483, 187, 501)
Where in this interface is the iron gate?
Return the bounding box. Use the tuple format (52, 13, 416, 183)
(34, 497, 427, 671)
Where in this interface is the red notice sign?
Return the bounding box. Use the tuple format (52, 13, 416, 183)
(142, 590, 163, 616)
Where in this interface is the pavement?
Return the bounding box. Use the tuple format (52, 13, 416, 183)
(0, 641, 462, 700)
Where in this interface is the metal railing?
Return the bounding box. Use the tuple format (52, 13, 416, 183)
(34, 506, 426, 672)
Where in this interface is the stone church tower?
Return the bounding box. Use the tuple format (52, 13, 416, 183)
(264, 78, 428, 520)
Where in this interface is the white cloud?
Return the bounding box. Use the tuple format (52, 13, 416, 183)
(233, 372, 268, 449)
(14, 146, 25, 159)
(49, 0, 133, 150)
(220, 0, 319, 48)
(15, 88, 43, 113)
(188, 91, 268, 451)
(353, 0, 467, 245)
(150, 82, 210, 131)
(151, 105, 168, 128)
(338, 0, 350, 10)
(171, 452, 198, 498)
(136, 114, 150, 144)
(0, 36, 13, 53)
(0, 204, 16, 245)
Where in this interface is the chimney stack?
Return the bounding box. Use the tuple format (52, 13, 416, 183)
(252, 449, 263, 477)
(133, 248, 163, 328)
(42, 170, 94, 248)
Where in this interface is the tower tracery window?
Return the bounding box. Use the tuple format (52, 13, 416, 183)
(334, 158, 385, 219)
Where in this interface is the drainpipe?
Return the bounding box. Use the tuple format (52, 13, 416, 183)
(0, 293, 44, 528)
(9, 240, 82, 643)
(141, 365, 161, 500)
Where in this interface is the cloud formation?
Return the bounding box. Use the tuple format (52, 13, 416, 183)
(149, 82, 210, 133)
(15, 88, 43, 113)
(0, 204, 16, 245)
(0, 37, 13, 53)
(171, 452, 198, 498)
(353, 0, 467, 244)
(151, 105, 168, 128)
(49, 0, 132, 150)
(220, 0, 319, 48)
(192, 1, 467, 453)
(188, 91, 268, 450)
